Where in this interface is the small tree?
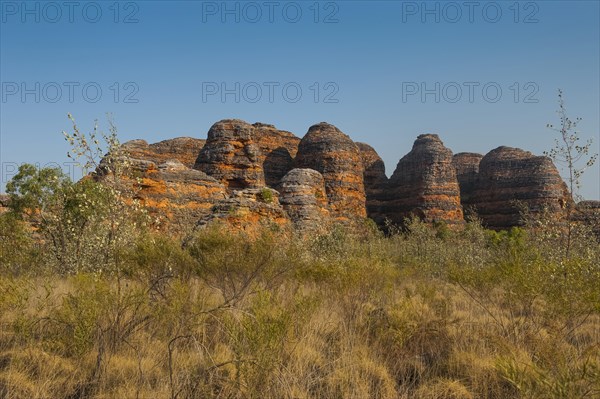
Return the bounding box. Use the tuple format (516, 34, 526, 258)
(545, 89, 598, 257)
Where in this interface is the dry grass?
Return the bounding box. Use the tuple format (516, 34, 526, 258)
(0, 221, 599, 398)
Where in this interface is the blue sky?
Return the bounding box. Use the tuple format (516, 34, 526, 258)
(1, 0, 599, 199)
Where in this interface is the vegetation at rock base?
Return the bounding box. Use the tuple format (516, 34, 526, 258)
(1, 198, 599, 398)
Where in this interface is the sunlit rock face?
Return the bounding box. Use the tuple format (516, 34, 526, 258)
(380, 134, 464, 226)
(295, 122, 367, 220)
(194, 119, 301, 191)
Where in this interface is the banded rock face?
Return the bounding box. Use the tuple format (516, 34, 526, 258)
(194, 120, 265, 190)
(278, 168, 329, 230)
(356, 142, 388, 223)
(470, 146, 571, 229)
(381, 134, 463, 225)
(453, 152, 483, 213)
(195, 187, 290, 233)
(122, 137, 205, 169)
(295, 123, 367, 219)
(99, 150, 227, 231)
(194, 120, 300, 191)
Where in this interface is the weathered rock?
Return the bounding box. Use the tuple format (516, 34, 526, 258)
(278, 168, 330, 230)
(194, 119, 264, 190)
(252, 123, 300, 188)
(470, 146, 571, 229)
(98, 153, 227, 231)
(295, 123, 366, 219)
(195, 187, 290, 232)
(194, 120, 301, 191)
(356, 142, 388, 223)
(122, 137, 205, 169)
(453, 152, 483, 214)
(381, 134, 464, 225)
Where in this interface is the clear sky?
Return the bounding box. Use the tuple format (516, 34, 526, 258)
(1, 0, 599, 199)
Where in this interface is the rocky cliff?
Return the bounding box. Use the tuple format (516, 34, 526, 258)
(295, 123, 366, 219)
(469, 146, 571, 229)
(85, 119, 579, 232)
(379, 134, 464, 226)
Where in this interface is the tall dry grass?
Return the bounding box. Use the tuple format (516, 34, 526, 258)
(0, 219, 599, 398)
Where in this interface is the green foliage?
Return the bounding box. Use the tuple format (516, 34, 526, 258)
(259, 187, 274, 203)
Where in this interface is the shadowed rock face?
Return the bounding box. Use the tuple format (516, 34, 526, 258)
(381, 134, 464, 225)
(122, 137, 205, 169)
(295, 123, 366, 219)
(453, 152, 483, 213)
(470, 146, 571, 229)
(252, 123, 300, 188)
(356, 142, 388, 223)
(194, 120, 300, 191)
(278, 168, 329, 230)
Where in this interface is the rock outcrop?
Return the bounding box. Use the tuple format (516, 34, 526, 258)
(470, 147, 571, 229)
(194, 120, 300, 191)
(195, 187, 290, 233)
(295, 123, 366, 219)
(380, 134, 464, 226)
(453, 152, 483, 214)
(122, 137, 205, 169)
(194, 120, 265, 190)
(86, 119, 581, 233)
(357, 143, 388, 223)
(278, 168, 330, 230)
(98, 146, 227, 231)
(252, 123, 300, 188)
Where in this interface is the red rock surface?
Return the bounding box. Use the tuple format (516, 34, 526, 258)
(194, 120, 300, 191)
(194, 188, 290, 233)
(470, 146, 571, 229)
(122, 137, 205, 169)
(380, 134, 464, 226)
(295, 123, 367, 219)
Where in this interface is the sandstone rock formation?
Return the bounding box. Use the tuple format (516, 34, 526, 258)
(194, 120, 265, 190)
(470, 146, 571, 229)
(122, 137, 205, 169)
(195, 187, 290, 233)
(252, 123, 300, 188)
(295, 123, 366, 219)
(278, 168, 329, 230)
(194, 120, 300, 191)
(357, 143, 388, 222)
(453, 152, 483, 214)
(380, 134, 463, 226)
(98, 148, 227, 231)
(86, 119, 580, 233)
